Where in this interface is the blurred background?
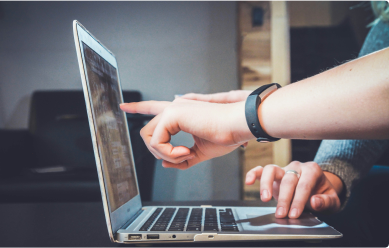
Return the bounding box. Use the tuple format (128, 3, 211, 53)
(0, 1, 374, 204)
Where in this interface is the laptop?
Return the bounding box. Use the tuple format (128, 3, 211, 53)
(73, 20, 342, 244)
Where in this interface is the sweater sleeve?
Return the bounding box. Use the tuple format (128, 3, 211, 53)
(314, 140, 389, 208)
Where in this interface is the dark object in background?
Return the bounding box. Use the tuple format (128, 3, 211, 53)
(0, 90, 155, 203)
(252, 7, 264, 27)
(290, 21, 360, 162)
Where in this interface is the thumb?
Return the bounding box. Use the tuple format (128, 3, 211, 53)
(160, 144, 207, 170)
(310, 193, 341, 213)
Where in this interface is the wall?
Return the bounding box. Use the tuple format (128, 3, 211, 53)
(0, 1, 240, 201)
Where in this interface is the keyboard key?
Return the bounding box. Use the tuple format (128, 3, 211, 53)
(219, 208, 239, 232)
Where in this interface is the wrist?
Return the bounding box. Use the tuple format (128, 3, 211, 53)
(228, 101, 256, 144)
(323, 171, 344, 196)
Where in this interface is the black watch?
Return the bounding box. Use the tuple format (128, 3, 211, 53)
(245, 83, 281, 143)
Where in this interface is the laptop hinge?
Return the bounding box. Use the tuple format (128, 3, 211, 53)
(118, 209, 144, 230)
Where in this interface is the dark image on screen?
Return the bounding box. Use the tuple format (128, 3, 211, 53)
(83, 43, 138, 211)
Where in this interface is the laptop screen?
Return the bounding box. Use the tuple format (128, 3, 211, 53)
(83, 42, 138, 212)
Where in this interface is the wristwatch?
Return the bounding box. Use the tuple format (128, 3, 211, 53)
(245, 83, 281, 143)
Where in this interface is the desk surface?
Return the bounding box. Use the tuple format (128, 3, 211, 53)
(0, 200, 315, 247)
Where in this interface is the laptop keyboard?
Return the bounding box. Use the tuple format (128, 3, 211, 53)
(139, 207, 239, 232)
(150, 208, 176, 231)
(139, 208, 163, 231)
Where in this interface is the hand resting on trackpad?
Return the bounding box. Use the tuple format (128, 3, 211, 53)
(238, 213, 321, 227)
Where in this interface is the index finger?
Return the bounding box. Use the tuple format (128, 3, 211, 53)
(120, 101, 171, 115)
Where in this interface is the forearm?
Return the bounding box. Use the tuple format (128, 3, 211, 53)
(259, 47, 389, 140)
(121, 47, 389, 154)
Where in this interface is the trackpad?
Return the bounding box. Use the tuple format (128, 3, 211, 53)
(244, 213, 321, 227)
(235, 207, 326, 233)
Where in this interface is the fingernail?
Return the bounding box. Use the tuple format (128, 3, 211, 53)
(262, 190, 269, 200)
(290, 208, 298, 218)
(276, 207, 284, 216)
(314, 197, 323, 209)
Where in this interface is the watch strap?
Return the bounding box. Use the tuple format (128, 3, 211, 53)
(245, 83, 281, 142)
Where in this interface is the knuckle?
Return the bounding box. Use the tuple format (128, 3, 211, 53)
(305, 163, 322, 178)
(164, 105, 175, 114)
(306, 161, 321, 171)
(139, 128, 147, 139)
(173, 97, 185, 103)
(149, 140, 158, 149)
(264, 164, 276, 171)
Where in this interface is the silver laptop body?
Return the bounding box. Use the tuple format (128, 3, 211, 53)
(73, 20, 342, 244)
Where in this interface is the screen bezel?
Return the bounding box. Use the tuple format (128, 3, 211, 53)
(73, 20, 142, 239)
